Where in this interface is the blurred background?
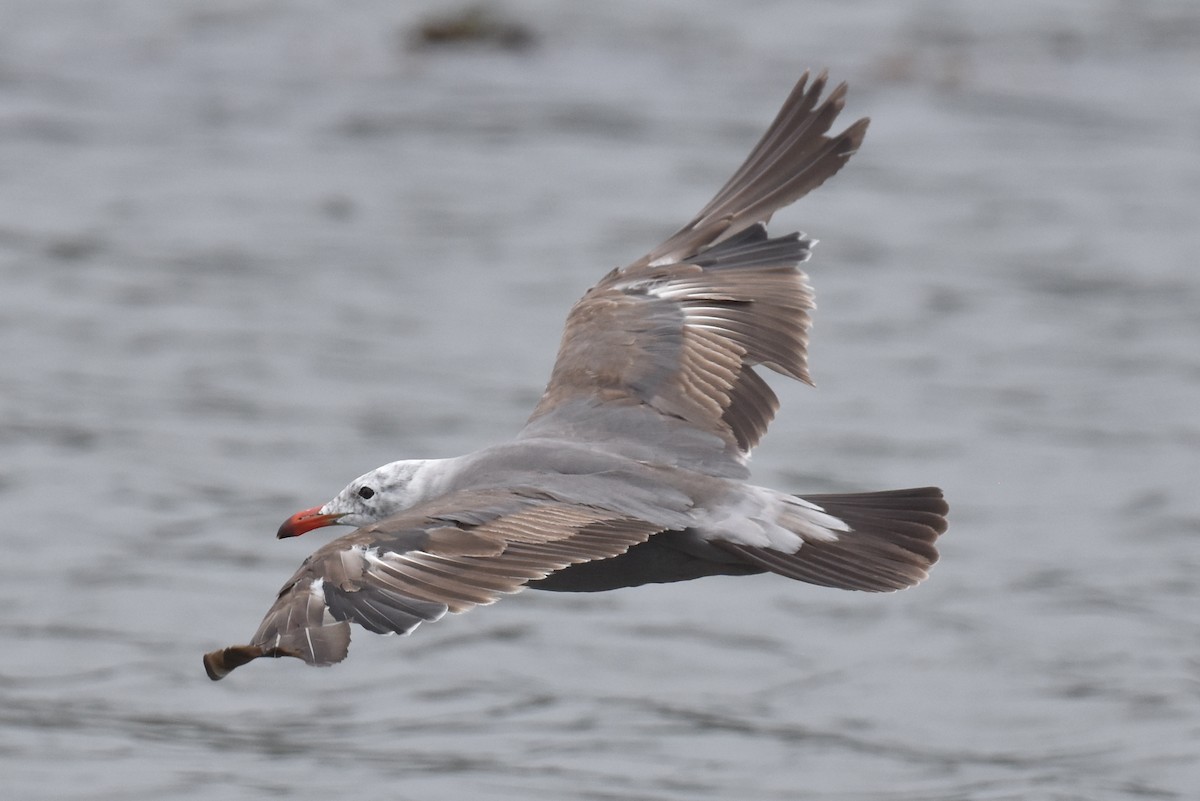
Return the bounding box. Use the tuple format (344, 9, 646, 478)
(2, 1, 1197, 799)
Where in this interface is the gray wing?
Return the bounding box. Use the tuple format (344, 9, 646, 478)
(524, 71, 868, 460)
(203, 488, 666, 679)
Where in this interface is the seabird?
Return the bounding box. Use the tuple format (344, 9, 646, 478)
(204, 71, 948, 681)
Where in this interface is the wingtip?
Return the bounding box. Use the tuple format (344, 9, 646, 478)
(841, 116, 870, 152)
(203, 644, 263, 681)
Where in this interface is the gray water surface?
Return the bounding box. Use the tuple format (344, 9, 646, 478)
(2, 2, 1198, 799)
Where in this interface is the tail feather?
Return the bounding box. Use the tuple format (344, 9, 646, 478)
(715, 487, 947, 592)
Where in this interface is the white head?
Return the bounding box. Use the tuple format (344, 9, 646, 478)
(276, 459, 435, 538)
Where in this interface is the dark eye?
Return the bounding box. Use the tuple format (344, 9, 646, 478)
(357, 486, 375, 499)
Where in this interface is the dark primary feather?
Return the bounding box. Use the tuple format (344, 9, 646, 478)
(634, 70, 868, 268)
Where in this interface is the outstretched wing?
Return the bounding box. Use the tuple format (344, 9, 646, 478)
(524, 71, 868, 460)
(203, 488, 666, 679)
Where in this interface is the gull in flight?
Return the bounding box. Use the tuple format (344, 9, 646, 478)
(204, 71, 948, 680)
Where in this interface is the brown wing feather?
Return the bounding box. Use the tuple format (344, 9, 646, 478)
(203, 489, 666, 679)
(638, 70, 868, 267)
(526, 71, 867, 456)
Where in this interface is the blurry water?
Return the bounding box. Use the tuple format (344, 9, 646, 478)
(1, 1, 1197, 799)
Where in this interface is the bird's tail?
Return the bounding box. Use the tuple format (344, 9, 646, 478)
(714, 487, 948, 591)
